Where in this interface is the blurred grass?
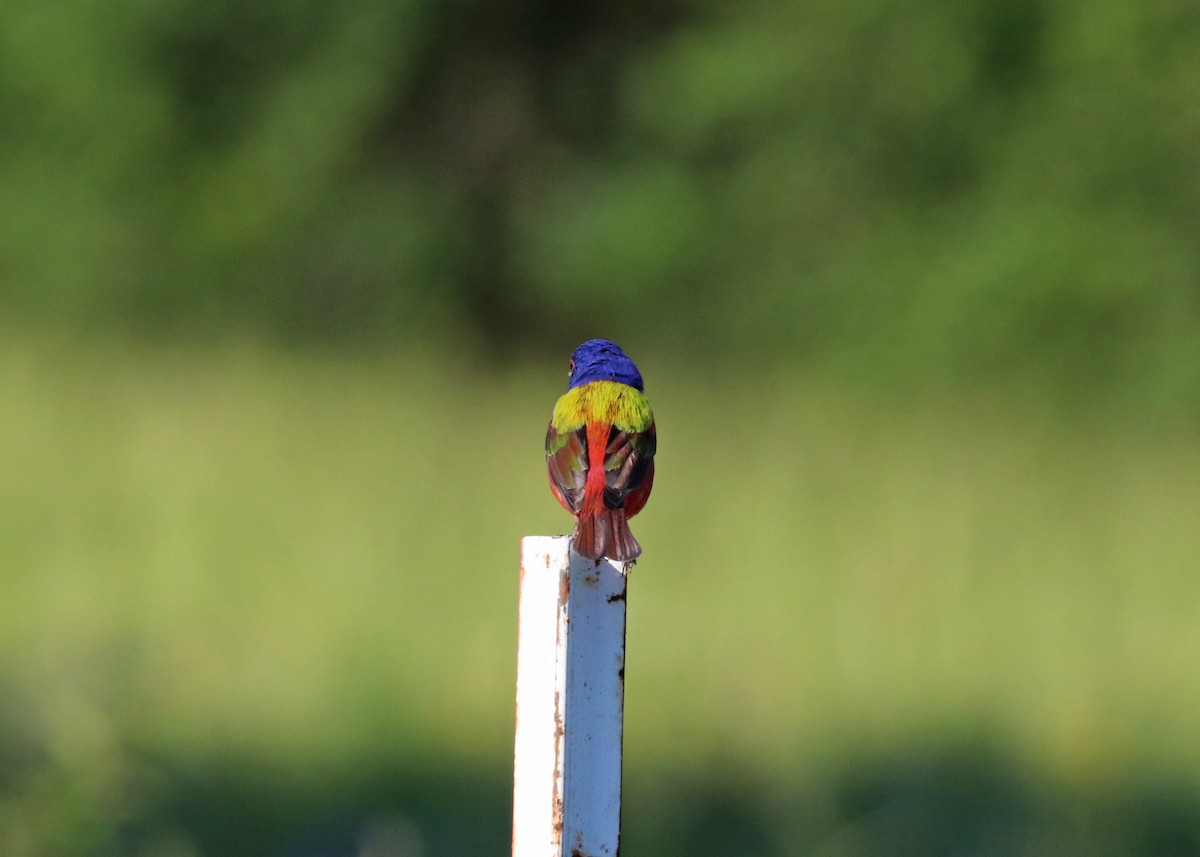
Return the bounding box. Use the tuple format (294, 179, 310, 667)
(2, 330, 1200, 854)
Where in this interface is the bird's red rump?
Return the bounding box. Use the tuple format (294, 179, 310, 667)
(581, 420, 611, 521)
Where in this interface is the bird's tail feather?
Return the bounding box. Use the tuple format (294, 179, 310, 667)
(573, 513, 606, 561)
(573, 509, 642, 564)
(605, 508, 642, 563)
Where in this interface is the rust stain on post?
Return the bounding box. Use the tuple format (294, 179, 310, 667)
(552, 690, 564, 840)
(569, 841, 620, 857)
(553, 561, 567, 847)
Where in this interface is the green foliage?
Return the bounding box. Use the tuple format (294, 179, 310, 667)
(0, 2, 1197, 404)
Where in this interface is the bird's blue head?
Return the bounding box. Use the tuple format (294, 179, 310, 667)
(566, 339, 644, 391)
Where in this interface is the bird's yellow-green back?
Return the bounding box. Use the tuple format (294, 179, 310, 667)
(550, 380, 654, 435)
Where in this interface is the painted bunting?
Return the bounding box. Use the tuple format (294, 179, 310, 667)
(545, 339, 656, 562)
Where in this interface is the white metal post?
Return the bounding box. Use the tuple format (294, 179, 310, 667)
(513, 535, 628, 857)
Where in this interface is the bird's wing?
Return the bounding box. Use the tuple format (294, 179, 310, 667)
(546, 421, 588, 513)
(602, 418, 656, 510)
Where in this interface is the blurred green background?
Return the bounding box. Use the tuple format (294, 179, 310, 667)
(3, 1, 1200, 855)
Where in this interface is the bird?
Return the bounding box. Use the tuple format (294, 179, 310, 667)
(545, 339, 656, 563)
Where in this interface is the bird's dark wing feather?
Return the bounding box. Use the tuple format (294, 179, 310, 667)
(602, 420, 656, 510)
(546, 422, 588, 513)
